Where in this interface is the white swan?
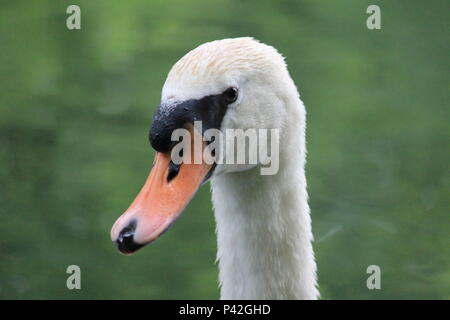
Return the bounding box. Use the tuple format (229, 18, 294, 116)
(111, 37, 319, 300)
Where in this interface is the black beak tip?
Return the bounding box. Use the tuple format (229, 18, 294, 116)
(115, 220, 144, 254)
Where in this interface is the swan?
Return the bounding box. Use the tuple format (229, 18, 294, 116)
(110, 37, 319, 300)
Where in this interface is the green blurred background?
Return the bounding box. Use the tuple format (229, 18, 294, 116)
(0, 0, 448, 299)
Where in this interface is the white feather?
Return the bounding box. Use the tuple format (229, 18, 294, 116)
(163, 37, 319, 299)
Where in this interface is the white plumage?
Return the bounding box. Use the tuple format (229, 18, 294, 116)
(162, 38, 319, 299)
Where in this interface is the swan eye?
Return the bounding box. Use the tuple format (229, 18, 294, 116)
(222, 87, 238, 104)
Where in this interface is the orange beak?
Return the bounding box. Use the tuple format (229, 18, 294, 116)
(110, 126, 212, 254)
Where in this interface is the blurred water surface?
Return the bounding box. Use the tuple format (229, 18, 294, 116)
(0, 0, 448, 299)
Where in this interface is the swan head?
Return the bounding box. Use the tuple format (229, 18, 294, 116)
(111, 37, 302, 254)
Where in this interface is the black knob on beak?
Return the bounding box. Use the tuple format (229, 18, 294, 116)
(116, 220, 144, 254)
(149, 94, 228, 153)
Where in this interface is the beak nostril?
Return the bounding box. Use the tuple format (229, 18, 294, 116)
(116, 220, 144, 254)
(167, 161, 181, 182)
(118, 219, 136, 239)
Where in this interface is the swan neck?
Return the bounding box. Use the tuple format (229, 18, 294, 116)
(211, 124, 318, 299)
